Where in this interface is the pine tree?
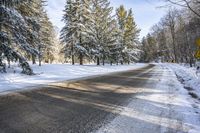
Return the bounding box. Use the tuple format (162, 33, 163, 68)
(60, 1, 141, 65)
(116, 6, 140, 64)
(124, 9, 140, 63)
(0, 0, 54, 74)
(89, 0, 116, 65)
(0, 0, 38, 75)
(40, 10, 55, 65)
(17, 0, 41, 65)
(60, 0, 92, 65)
(60, 0, 75, 64)
(107, 19, 121, 65)
(116, 5, 127, 64)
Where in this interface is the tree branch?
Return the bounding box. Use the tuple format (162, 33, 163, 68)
(166, 0, 200, 18)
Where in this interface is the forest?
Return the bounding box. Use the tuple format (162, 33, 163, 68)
(0, 0, 140, 75)
(0, 0, 56, 74)
(141, 0, 200, 67)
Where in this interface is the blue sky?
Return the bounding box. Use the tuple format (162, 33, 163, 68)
(45, 0, 168, 38)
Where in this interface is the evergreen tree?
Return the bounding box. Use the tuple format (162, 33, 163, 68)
(0, 0, 38, 75)
(18, 0, 55, 66)
(89, 0, 116, 65)
(17, 0, 41, 65)
(107, 19, 122, 65)
(124, 9, 140, 63)
(60, 0, 92, 65)
(116, 6, 140, 64)
(61, 2, 141, 65)
(116, 5, 127, 64)
(60, 0, 75, 64)
(40, 10, 55, 65)
(0, 0, 54, 74)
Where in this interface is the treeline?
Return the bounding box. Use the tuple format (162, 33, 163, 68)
(141, 3, 200, 66)
(0, 0, 56, 74)
(60, 0, 140, 65)
(0, 0, 140, 75)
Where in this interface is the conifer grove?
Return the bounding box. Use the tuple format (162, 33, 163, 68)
(0, 0, 140, 75)
(60, 0, 140, 65)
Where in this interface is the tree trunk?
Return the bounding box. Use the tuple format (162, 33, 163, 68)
(102, 59, 105, 66)
(71, 46, 75, 65)
(64, 56, 67, 64)
(172, 38, 177, 63)
(170, 22, 177, 63)
(97, 57, 100, 65)
(38, 46, 42, 66)
(32, 54, 36, 64)
(7, 57, 10, 68)
(72, 54, 75, 65)
(102, 55, 105, 66)
(79, 53, 83, 65)
(39, 57, 42, 66)
(79, 34, 83, 65)
(189, 58, 193, 67)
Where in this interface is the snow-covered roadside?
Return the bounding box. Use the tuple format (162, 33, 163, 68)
(0, 63, 147, 94)
(166, 63, 200, 100)
(94, 65, 200, 133)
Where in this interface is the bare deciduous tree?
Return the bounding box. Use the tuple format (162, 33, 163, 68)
(164, 0, 200, 18)
(141, 7, 200, 66)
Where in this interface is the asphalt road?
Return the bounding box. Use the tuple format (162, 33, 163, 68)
(0, 64, 158, 133)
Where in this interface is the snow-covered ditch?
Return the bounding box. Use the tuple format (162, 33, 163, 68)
(166, 63, 200, 100)
(0, 63, 147, 94)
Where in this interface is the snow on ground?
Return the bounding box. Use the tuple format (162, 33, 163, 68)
(166, 63, 200, 99)
(0, 63, 147, 94)
(95, 64, 200, 133)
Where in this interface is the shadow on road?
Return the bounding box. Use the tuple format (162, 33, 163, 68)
(0, 65, 197, 133)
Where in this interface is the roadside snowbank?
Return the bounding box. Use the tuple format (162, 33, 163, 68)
(95, 65, 200, 133)
(0, 63, 147, 94)
(166, 63, 200, 99)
